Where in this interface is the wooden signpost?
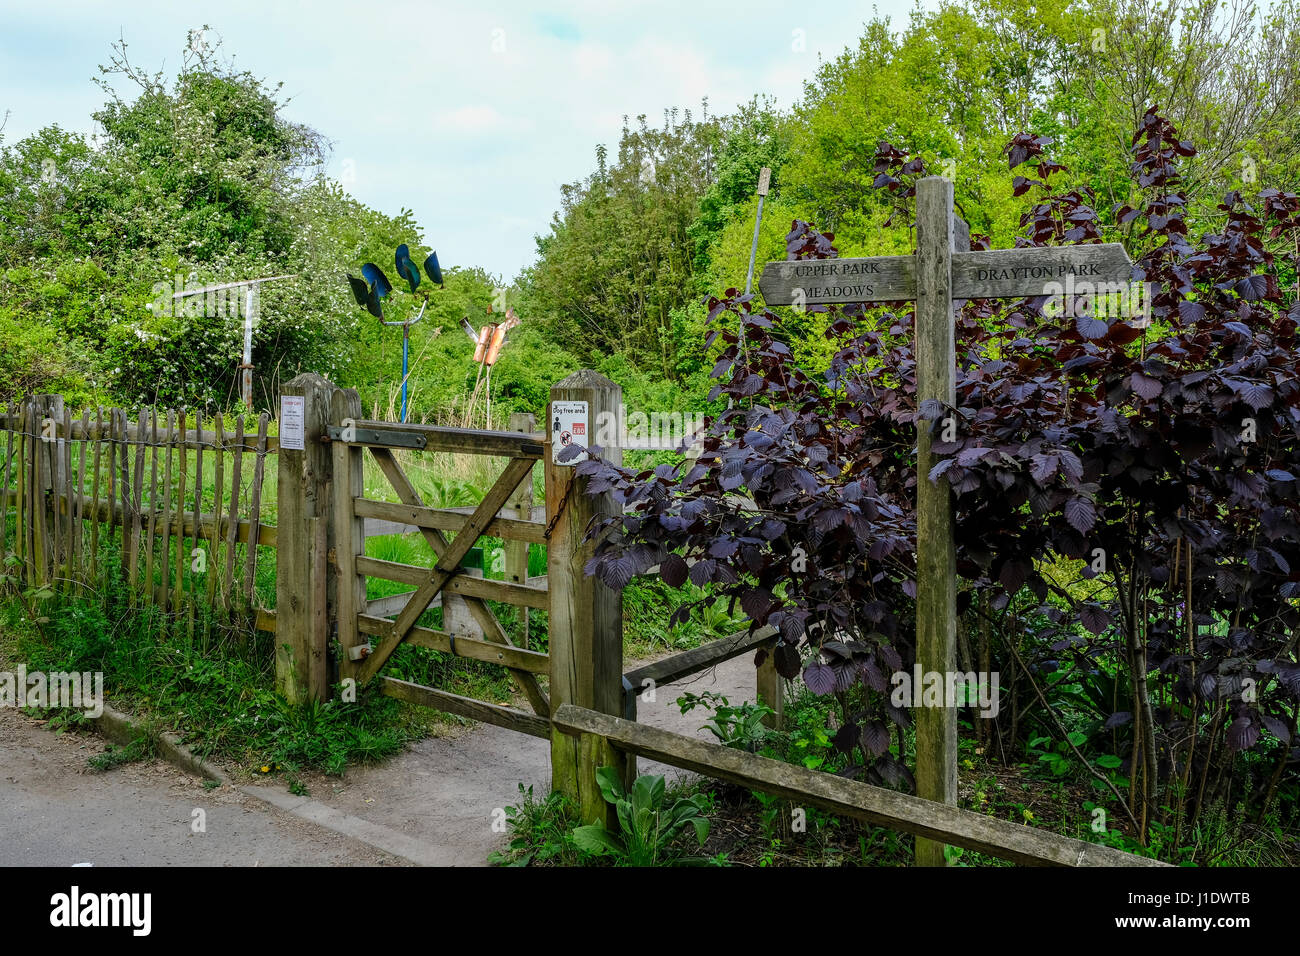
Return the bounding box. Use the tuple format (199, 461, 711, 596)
(758, 177, 1135, 866)
(758, 229, 1134, 306)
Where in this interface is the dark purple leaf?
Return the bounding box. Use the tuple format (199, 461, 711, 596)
(1080, 603, 1111, 635)
(804, 661, 836, 696)
(1065, 496, 1097, 533)
(1226, 716, 1260, 751)
(1131, 372, 1163, 400)
(1103, 711, 1132, 729)
(1260, 714, 1291, 744)
(861, 721, 891, 757)
(773, 641, 801, 680)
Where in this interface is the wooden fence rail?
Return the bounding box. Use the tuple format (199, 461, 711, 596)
(325, 420, 545, 458)
(553, 704, 1167, 868)
(0, 413, 287, 452)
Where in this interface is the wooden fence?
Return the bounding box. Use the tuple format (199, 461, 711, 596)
(0, 395, 275, 631)
(0, 374, 1162, 867)
(553, 704, 1164, 867)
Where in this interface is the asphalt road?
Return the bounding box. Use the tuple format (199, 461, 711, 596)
(0, 705, 408, 867)
(0, 651, 763, 867)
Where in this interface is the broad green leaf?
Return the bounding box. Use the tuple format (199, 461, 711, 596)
(571, 825, 622, 856)
(594, 765, 624, 804)
(631, 773, 664, 813)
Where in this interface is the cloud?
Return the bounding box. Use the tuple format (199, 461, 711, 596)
(438, 105, 509, 134)
(572, 43, 613, 77)
(0, 0, 913, 279)
(536, 14, 581, 43)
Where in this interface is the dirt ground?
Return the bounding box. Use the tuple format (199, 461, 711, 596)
(273, 652, 764, 865)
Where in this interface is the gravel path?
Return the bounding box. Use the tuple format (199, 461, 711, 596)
(293, 655, 759, 863)
(294, 653, 763, 865)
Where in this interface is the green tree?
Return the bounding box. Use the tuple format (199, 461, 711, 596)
(0, 30, 416, 409)
(522, 108, 721, 378)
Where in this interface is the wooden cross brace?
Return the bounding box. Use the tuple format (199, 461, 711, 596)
(354, 448, 548, 714)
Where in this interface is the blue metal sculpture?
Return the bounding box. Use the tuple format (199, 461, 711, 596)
(346, 247, 444, 422)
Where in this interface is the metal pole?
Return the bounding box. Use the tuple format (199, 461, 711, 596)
(732, 167, 772, 411)
(170, 274, 293, 410)
(242, 285, 256, 407)
(401, 322, 410, 423)
(384, 301, 424, 424)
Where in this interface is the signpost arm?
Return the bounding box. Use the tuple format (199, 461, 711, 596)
(914, 176, 959, 867)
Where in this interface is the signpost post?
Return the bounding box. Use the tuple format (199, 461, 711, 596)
(757, 176, 1135, 866)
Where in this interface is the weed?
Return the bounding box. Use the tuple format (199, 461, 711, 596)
(676, 691, 773, 752)
(0, 573, 415, 777)
(488, 784, 584, 867)
(571, 767, 712, 866)
(87, 732, 156, 772)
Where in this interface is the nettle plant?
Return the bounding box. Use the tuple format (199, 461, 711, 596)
(579, 108, 1300, 832)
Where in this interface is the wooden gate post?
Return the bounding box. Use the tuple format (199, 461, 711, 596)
(756, 635, 785, 730)
(330, 386, 366, 689)
(914, 175, 959, 866)
(546, 371, 627, 825)
(275, 373, 337, 704)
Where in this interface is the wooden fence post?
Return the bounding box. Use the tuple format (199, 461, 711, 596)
(442, 567, 485, 640)
(505, 411, 535, 648)
(19, 398, 34, 586)
(914, 175, 959, 866)
(756, 636, 784, 730)
(275, 374, 336, 704)
(35, 395, 61, 587)
(331, 387, 366, 690)
(0, 403, 14, 566)
(546, 371, 627, 825)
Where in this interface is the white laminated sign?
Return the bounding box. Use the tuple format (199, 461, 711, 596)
(279, 395, 305, 450)
(550, 400, 589, 464)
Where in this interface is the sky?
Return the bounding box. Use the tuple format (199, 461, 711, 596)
(0, 0, 927, 282)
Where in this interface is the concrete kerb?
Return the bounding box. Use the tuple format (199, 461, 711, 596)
(93, 702, 230, 786)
